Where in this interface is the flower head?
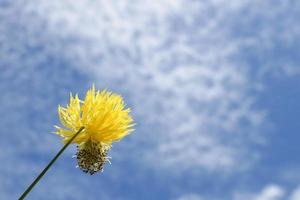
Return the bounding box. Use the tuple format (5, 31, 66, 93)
(55, 85, 134, 174)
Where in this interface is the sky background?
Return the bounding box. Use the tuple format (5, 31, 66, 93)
(0, 0, 300, 199)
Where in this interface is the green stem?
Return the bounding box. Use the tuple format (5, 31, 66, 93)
(19, 127, 85, 200)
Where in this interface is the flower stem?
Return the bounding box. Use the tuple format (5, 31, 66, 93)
(19, 127, 85, 200)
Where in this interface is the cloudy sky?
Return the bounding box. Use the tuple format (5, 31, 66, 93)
(0, 0, 300, 199)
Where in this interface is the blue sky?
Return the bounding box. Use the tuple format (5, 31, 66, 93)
(1, 0, 300, 199)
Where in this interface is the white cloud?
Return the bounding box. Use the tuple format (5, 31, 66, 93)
(234, 184, 300, 200)
(183, 185, 300, 200)
(254, 185, 285, 200)
(234, 184, 285, 200)
(290, 186, 300, 200)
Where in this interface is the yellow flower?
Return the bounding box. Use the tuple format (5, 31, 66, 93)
(55, 85, 134, 174)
